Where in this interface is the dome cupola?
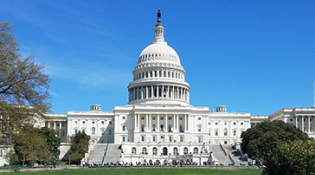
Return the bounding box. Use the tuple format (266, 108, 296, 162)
(128, 11, 190, 106)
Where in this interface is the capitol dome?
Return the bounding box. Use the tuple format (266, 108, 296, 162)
(128, 11, 190, 106)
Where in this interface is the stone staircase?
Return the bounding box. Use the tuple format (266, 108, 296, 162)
(88, 144, 108, 164)
(209, 145, 233, 165)
(223, 145, 248, 165)
(103, 144, 121, 164)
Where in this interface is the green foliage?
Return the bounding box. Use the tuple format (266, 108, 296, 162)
(263, 139, 315, 175)
(69, 131, 90, 164)
(241, 120, 308, 161)
(0, 22, 51, 135)
(38, 127, 61, 163)
(4, 150, 19, 165)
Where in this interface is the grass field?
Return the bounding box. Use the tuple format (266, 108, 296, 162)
(17, 168, 263, 175)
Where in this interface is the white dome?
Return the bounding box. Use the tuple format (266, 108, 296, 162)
(138, 43, 181, 65)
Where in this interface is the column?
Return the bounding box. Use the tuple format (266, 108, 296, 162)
(165, 114, 168, 132)
(138, 114, 141, 132)
(237, 121, 240, 137)
(162, 85, 164, 99)
(54, 122, 56, 130)
(172, 86, 174, 99)
(302, 116, 304, 132)
(141, 87, 143, 100)
(177, 87, 179, 99)
(173, 114, 176, 132)
(134, 114, 137, 131)
(48, 121, 51, 128)
(167, 86, 169, 99)
(157, 114, 160, 132)
(146, 86, 148, 99)
(184, 115, 187, 131)
(146, 114, 149, 131)
(151, 86, 153, 99)
(308, 116, 311, 133)
(313, 116, 315, 133)
(149, 114, 152, 131)
(295, 116, 298, 128)
(59, 121, 62, 130)
(176, 114, 179, 131)
(187, 90, 190, 102)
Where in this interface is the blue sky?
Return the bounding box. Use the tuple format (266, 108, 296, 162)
(1, 0, 315, 115)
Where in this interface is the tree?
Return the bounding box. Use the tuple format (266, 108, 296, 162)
(263, 139, 315, 175)
(4, 150, 19, 165)
(13, 126, 45, 165)
(37, 127, 61, 164)
(0, 22, 51, 136)
(241, 120, 308, 162)
(68, 131, 90, 164)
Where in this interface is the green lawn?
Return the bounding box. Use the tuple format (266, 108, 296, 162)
(17, 168, 262, 175)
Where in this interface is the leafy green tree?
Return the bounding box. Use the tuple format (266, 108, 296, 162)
(241, 120, 308, 162)
(0, 22, 51, 137)
(37, 127, 61, 164)
(4, 150, 19, 165)
(263, 139, 315, 175)
(68, 131, 90, 164)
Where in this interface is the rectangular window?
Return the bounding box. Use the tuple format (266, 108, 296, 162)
(168, 117, 171, 120)
(153, 117, 156, 120)
(153, 136, 156, 142)
(198, 137, 201, 142)
(142, 136, 145, 142)
(109, 130, 112, 135)
(215, 131, 218, 136)
(102, 129, 105, 135)
(233, 130, 236, 136)
(101, 121, 104, 124)
(198, 117, 201, 120)
(161, 117, 163, 120)
(169, 136, 172, 142)
(57, 132, 59, 137)
(180, 136, 183, 142)
(180, 117, 182, 120)
(123, 137, 125, 142)
(75, 129, 78, 134)
(62, 132, 65, 137)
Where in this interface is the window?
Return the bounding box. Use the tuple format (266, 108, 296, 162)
(122, 137, 125, 142)
(180, 125, 183, 132)
(101, 129, 105, 135)
(233, 122, 236, 125)
(198, 137, 201, 142)
(198, 126, 201, 132)
(290, 118, 293, 121)
(109, 121, 112, 124)
(57, 132, 59, 137)
(75, 121, 78, 124)
(180, 117, 182, 120)
(62, 131, 65, 137)
(82, 129, 85, 133)
(161, 117, 163, 120)
(141, 125, 144, 132)
(153, 147, 157, 155)
(241, 122, 243, 125)
(141, 117, 144, 120)
(169, 136, 172, 142)
(109, 130, 112, 135)
(123, 125, 126, 131)
(224, 128, 227, 136)
(224, 123, 227, 125)
(168, 117, 171, 120)
(83, 121, 85, 124)
(153, 124, 156, 131)
(180, 136, 183, 142)
(233, 130, 236, 136)
(132, 147, 136, 154)
(173, 148, 178, 155)
(92, 121, 95, 124)
(75, 129, 78, 134)
(141, 136, 145, 142)
(153, 136, 156, 142)
(101, 121, 104, 124)
(198, 117, 201, 120)
(168, 125, 172, 132)
(153, 117, 156, 120)
(184, 147, 188, 154)
(194, 147, 198, 154)
(92, 127, 95, 135)
(208, 122, 211, 125)
(224, 141, 228, 144)
(215, 130, 218, 136)
(215, 122, 218, 125)
(123, 116, 126, 119)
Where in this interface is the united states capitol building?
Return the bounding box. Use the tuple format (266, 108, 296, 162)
(1, 12, 314, 166)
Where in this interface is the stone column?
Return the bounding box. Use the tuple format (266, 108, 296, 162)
(167, 86, 169, 99)
(302, 116, 304, 132)
(149, 114, 152, 131)
(138, 114, 141, 132)
(146, 114, 149, 131)
(308, 116, 311, 133)
(173, 114, 175, 132)
(134, 114, 137, 131)
(157, 114, 160, 132)
(146, 86, 148, 99)
(184, 114, 187, 131)
(141, 87, 143, 100)
(54, 122, 56, 130)
(48, 121, 51, 128)
(165, 114, 168, 132)
(172, 86, 174, 99)
(295, 116, 298, 128)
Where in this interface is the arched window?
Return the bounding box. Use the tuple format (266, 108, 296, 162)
(163, 147, 168, 155)
(153, 147, 157, 155)
(184, 147, 188, 155)
(180, 125, 183, 132)
(141, 124, 144, 132)
(160, 124, 164, 131)
(92, 127, 95, 135)
(233, 130, 236, 136)
(224, 128, 228, 136)
(173, 148, 178, 155)
(75, 129, 78, 134)
(198, 125, 201, 132)
(152, 124, 156, 131)
(142, 147, 147, 154)
(194, 147, 198, 154)
(101, 129, 105, 135)
(168, 125, 172, 132)
(132, 147, 136, 154)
